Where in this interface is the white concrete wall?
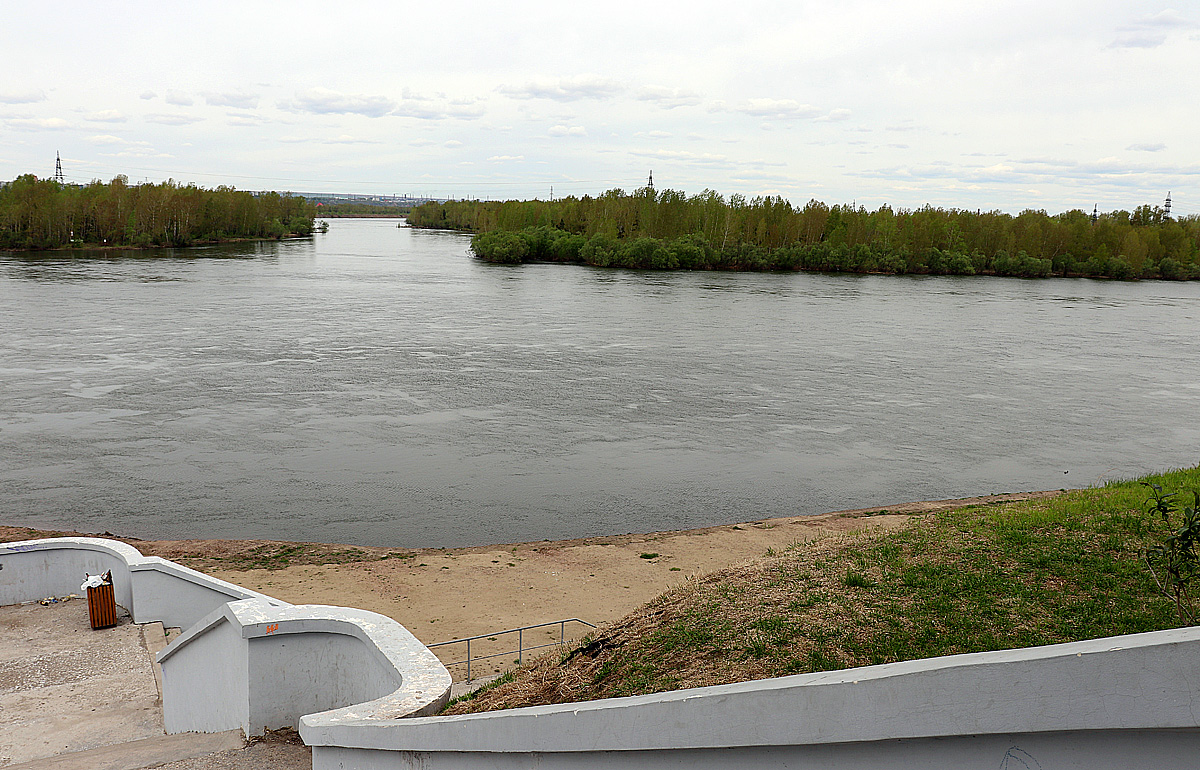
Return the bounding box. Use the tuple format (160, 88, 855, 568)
(300, 627, 1200, 770)
(158, 599, 452, 737)
(128, 556, 278, 629)
(308, 730, 1200, 769)
(0, 538, 142, 610)
(0, 537, 281, 627)
(160, 607, 250, 734)
(247, 632, 399, 734)
(2, 537, 451, 743)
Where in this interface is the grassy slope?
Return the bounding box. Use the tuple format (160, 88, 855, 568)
(447, 467, 1198, 714)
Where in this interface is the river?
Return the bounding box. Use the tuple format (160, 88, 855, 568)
(1, 218, 1197, 547)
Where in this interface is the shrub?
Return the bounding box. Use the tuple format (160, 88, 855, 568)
(876, 252, 908, 274)
(668, 234, 714, 270)
(471, 231, 529, 264)
(1107, 257, 1136, 280)
(580, 233, 620, 267)
(616, 237, 674, 269)
(286, 215, 314, 236)
(1144, 482, 1200, 623)
(946, 252, 976, 275)
(1158, 257, 1185, 280)
(549, 233, 586, 262)
(517, 226, 562, 260)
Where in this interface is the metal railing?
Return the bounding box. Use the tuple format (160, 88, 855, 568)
(429, 618, 597, 682)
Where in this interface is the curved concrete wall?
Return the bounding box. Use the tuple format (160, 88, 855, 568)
(0, 538, 144, 611)
(308, 729, 1200, 769)
(159, 600, 451, 736)
(0, 537, 281, 629)
(1, 537, 452, 742)
(129, 556, 281, 630)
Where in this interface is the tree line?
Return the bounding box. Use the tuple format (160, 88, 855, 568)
(315, 202, 411, 218)
(407, 188, 1200, 280)
(0, 174, 317, 250)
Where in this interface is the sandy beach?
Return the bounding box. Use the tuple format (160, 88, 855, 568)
(2, 491, 1057, 678)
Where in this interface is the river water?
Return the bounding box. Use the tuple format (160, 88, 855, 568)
(1, 218, 1197, 547)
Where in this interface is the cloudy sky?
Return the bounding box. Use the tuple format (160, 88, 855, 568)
(1, 1, 1196, 214)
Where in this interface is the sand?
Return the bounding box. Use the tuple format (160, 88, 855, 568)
(2, 492, 1058, 679)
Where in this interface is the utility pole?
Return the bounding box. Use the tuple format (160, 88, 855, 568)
(54, 152, 64, 184)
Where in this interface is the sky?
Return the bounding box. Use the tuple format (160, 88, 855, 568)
(1, 1, 1197, 215)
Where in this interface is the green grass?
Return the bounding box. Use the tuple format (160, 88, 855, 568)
(445, 466, 1198, 714)
(441, 669, 517, 711)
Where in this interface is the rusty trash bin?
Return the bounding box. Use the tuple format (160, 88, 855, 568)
(84, 571, 118, 629)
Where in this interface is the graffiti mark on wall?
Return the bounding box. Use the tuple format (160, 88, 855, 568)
(1000, 747, 1044, 770)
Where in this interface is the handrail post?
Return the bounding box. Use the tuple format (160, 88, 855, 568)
(428, 618, 597, 680)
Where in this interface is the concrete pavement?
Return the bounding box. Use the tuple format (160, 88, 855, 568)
(0, 598, 308, 770)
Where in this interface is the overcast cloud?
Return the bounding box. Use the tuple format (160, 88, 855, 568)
(0, 0, 1196, 213)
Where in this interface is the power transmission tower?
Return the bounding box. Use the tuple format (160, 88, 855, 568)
(647, 170, 654, 191)
(1164, 192, 1172, 220)
(54, 152, 64, 184)
(1091, 204, 1098, 225)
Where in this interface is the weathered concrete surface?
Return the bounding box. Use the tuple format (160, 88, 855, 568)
(0, 599, 163, 766)
(7, 731, 245, 770)
(0, 599, 290, 770)
(159, 599, 451, 737)
(304, 626, 1200, 770)
(449, 674, 500, 701)
(154, 736, 311, 770)
(3, 537, 451, 766)
(0, 538, 285, 632)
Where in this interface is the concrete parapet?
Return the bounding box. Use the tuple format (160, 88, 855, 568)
(2, 537, 452, 745)
(0, 537, 282, 628)
(0, 537, 144, 611)
(127, 555, 281, 630)
(300, 627, 1200, 770)
(159, 599, 451, 736)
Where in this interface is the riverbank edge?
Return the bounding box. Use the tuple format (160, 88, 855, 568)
(0, 490, 1062, 570)
(405, 221, 1198, 282)
(0, 232, 314, 254)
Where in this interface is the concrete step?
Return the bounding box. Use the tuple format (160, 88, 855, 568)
(6, 730, 244, 770)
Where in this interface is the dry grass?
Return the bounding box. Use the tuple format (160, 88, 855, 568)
(447, 531, 901, 714)
(0, 525, 391, 570)
(448, 470, 1198, 715)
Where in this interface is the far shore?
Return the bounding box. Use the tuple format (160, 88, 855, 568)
(0, 233, 312, 254)
(1, 490, 1059, 677)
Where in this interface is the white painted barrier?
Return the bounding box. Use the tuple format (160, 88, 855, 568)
(0, 537, 277, 626)
(159, 599, 451, 736)
(300, 627, 1200, 769)
(0, 537, 452, 740)
(1, 537, 140, 611)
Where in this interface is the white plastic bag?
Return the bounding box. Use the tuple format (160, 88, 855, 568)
(80, 573, 108, 591)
